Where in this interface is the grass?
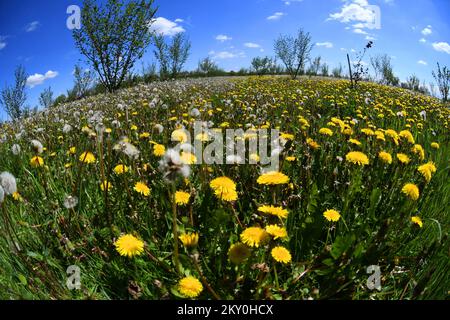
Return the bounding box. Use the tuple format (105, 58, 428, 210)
(0, 76, 448, 300)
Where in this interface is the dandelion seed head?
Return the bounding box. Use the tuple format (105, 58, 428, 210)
(0, 172, 17, 195)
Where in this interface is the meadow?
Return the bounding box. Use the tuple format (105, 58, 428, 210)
(0, 76, 448, 300)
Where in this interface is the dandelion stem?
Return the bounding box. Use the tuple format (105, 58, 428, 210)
(273, 263, 280, 290)
(171, 184, 180, 274)
(192, 255, 221, 300)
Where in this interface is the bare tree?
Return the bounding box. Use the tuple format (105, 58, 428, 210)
(73, 0, 157, 92)
(432, 63, 450, 102)
(153, 33, 191, 79)
(39, 86, 54, 108)
(332, 63, 343, 78)
(251, 56, 277, 76)
(274, 29, 314, 79)
(0, 65, 27, 120)
(72, 64, 95, 99)
(370, 54, 399, 86)
(197, 57, 220, 76)
(153, 34, 170, 79)
(169, 33, 191, 78)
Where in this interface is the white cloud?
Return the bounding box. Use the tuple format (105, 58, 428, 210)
(365, 35, 376, 40)
(174, 18, 184, 23)
(267, 12, 285, 20)
(25, 21, 40, 32)
(26, 70, 58, 88)
(216, 34, 232, 42)
(244, 42, 261, 48)
(283, 0, 303, 5)
(353, 28, 368, 35)
(209, 50, 245, 60)
(417, 60, 427, 66)
(421, 25, 432, 36)
(0, 42, 6, 50)
(328, 0, 380, 30)
(419, 38, 426, 43)
(316, 42, 333, 48)
(432, 42, 450, 54)
(149, 17, 185, 36)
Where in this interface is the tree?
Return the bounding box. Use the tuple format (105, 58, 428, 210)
(153, 34, 169, 79)
(307, 56, 321, 76)
(251, 56, 276, 76)
(274, 29, 314, 79)
(332, 63, 343, 78)
(153, 33, 191, 79)
(168, 33, 191, 78)
(72, 64, 95, 98)
(197, 57, 220, 76)
(54, 94, 67, 106)
(0, 65, 28, 120)
(73, 0, 157, 92)
(321, 63, 329, 77)
(39, 87, 54, 108)
(432, 63, 450, 102)
(370, 54, 399, 86)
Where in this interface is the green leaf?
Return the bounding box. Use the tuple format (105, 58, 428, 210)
(26, 251, 44, 261)
(330, 235, 355, 260)
(18, 274, 27, 286)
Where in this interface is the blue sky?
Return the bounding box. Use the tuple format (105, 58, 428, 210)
(1, 0, 450, 120)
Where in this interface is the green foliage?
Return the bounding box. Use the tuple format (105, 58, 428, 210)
(72, 0, 157, 92)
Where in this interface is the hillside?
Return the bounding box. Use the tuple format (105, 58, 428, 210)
(0, 76, 448, 300)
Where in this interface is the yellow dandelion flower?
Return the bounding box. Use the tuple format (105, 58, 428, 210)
(280, 133, 295, 140)
(134, 182, 151, 197)
(417, 162, 436, 183)
(171, 129, 188, 143)
(323, 209, 341, 222)
(431, 142, 439, 149)
(257, 171, 290, 185)
(30, 156, 44, 167)
(195, 132, 210, 142)
(114, 164, 129, 175)
(175, 191, 190, 205)
(319, 128, 333, 136)
(399, 130, 415, 144)
(178, 276, 203, 298)
(361, 128, 375, 136)
(286, 156, 296, 162)
(345, 151, 369, 166)
(411, 216, 423, 228)
(397, 153, 410, 164)
(378, 151, 392, 164)
(210, 177, 238, 202)
(69, 146, 76, 154)
(271, 246, 292, 264)
(181, 151, 197, 165)
(412, 144, 425, 161)
(179, 232, 199, 248)
(257, 205, 289, 219)
(139, 132, 150, 139)
(265, 225, 288, 240)
(402, 183, 420, 201)
(250, 153, 260, 162)
(114, 234, 144, 257)
(306, 138, 320, 149)
(349, 139, 361, 146)
(240, 227, 268, 248)
(100, 180, 112, 191)
(153, 144, 165, 157)
(79, 151, 96, 164)
(228, 243, 251, 264)
(12, 192, 22, 201)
